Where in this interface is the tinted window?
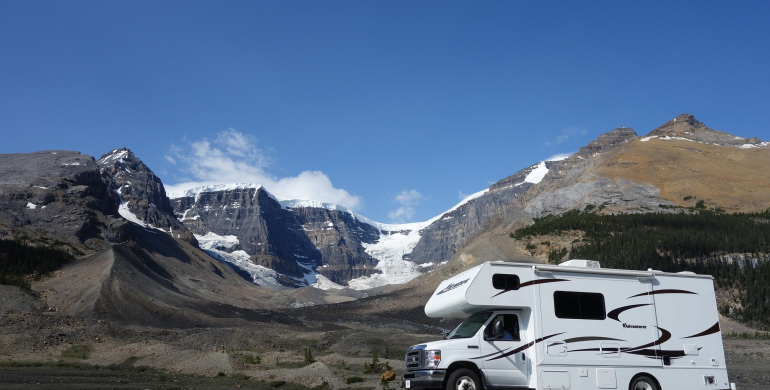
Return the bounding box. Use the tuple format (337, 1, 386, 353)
(554, 291, 606, 320)
(492, 274, 520, 290)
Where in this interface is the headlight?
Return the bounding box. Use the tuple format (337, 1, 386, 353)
(425, 350, 441, 368)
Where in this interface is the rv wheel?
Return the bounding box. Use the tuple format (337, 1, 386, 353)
(446, 368, 480, 390)
(630, 375, 659, 390)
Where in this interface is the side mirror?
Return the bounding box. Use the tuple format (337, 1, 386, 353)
(492, 320, 504, 340)
(442, 331, 449, 340)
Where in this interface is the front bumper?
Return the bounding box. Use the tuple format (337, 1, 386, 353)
(401, 370, 446, 389)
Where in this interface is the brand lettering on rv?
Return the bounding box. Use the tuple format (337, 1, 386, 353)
(622, 323, 648, 329)
(436, 278, 469, 295)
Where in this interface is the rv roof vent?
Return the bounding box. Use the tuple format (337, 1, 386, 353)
(559, 259, 601, 268)
(677, 271, 696, 275)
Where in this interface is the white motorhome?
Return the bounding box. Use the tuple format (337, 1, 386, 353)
(402, 260, 735, 390)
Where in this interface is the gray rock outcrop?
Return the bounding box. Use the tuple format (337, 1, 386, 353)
(0, 150, 125, 250)
(172, 187, 381, 284)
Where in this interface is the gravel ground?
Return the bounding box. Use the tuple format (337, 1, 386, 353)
(1, 307, 768, 390)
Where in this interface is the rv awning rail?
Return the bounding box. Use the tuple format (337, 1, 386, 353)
(532, 264, 714, 279)
(533, 264, 654, 278)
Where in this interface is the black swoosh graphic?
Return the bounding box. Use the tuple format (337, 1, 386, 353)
(563, 336, 626, 343)
(486, 332, 565, 361)
(626, 347, 700, 360)
(568, 347, 601, 352)
(469, 346, 515, 359)
(607, 303, 651, 322)
(491, 279, 569, 298)
(682, 322, 720, 339)
(627, 289, 697, 299)
(622, 326, 671, 352)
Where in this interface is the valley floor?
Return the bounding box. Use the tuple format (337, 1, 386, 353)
(0, 308, 768, 390)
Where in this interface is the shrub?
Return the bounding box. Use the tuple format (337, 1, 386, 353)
(304, 346, 316, 365)
(244, 355, 261, 364)
(60, 345, 93, 359)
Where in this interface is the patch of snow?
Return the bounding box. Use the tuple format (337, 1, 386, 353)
(33, 186, 49, 190)
(740, 144, 757, 149)
(312, 274, 344, 290)
(524, 162, 548, 184)
(195, 232, 239, 250)
(418, 262, 434, 268)
(62, 162, 82, 166)
(640, 136, 657, 142)
(118, 201, 147, 227)
(98, 150, 129, 164)
(659, 136, 694, 142)
(26, 202, 37, 209)
(203, 248, 287, 290)
(347, 230, 424, 290)
(115, 191, 167, 233)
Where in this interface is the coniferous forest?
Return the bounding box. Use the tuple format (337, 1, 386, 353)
(513, 209, 770, 329)
(0, 239, 74, 290)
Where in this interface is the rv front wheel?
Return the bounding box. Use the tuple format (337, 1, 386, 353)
(446, 368, 480, 390)
(630, 375, 659, 390)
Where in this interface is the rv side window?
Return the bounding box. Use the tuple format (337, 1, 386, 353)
(553, 291, 606, 320)
(492, 274, 520, 290)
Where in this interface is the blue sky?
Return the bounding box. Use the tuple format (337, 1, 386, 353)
(2, 1, 769, 222)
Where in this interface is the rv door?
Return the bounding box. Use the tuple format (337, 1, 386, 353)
(479, 311, 529, 387)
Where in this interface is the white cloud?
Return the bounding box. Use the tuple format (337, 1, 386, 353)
(546, 152, 574, 161)
(545, 126, 587, 146)
(164, 129, 362, 210)
(388, 189, 426, 223)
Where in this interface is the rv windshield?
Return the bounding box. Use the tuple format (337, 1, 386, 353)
(447, 312, 492, 339)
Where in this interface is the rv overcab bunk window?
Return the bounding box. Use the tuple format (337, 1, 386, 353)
(492, 273, 520, 290)
(553, 291, 606, 320)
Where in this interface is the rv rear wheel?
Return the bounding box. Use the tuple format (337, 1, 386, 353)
(630, 375, 659, 390)
(446, 368, 480, 390)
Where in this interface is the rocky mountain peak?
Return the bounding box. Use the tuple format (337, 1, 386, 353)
(646, 114, 765, 147)
(98, 148, 196, 244)
(574, 127, 638, 159)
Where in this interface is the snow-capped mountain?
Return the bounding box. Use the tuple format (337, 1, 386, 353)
(166, 157, 558, 290)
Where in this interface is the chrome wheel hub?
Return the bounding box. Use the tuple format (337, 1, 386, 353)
(634, 381, 653, 390)
(456, 376, 476, 390)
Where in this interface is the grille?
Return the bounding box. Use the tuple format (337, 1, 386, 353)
(405, 350, 424, 370)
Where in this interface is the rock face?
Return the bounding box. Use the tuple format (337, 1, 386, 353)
(406, 163, 540, 265)
(0, 148, 198, 254)
(0, 150, 124, 251)
(97, 148, 197, 245)
(574, 127, 638, 158)
(171, 187, 381, 284)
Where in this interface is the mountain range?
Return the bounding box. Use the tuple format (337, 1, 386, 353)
(1, 113, 769, 326)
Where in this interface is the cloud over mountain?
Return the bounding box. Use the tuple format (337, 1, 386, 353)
(164, 129, 362, 210)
